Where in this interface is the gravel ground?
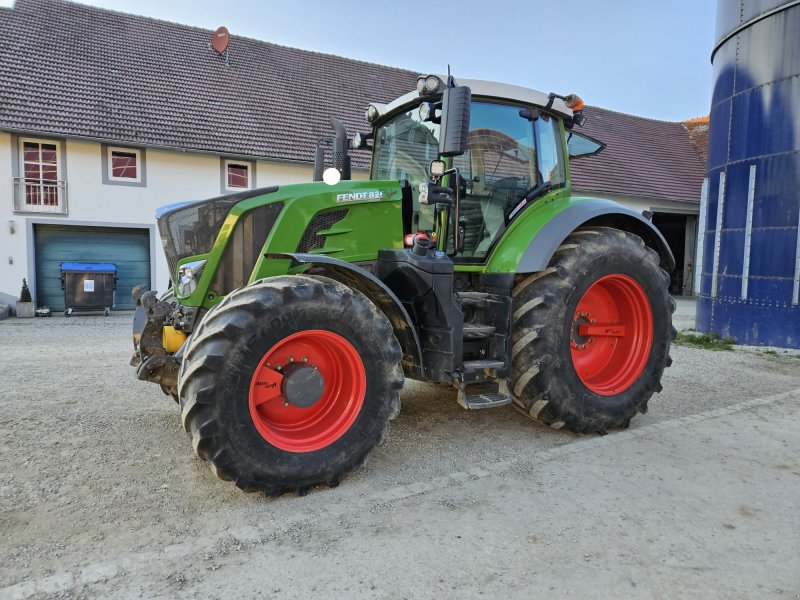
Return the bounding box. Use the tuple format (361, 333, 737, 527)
(1, 311, 799, 599)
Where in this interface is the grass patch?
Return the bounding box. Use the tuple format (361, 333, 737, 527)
(762, 349, 779, 357)
(674, 331, 735, 351)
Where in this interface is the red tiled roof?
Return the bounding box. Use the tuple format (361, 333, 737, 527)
(0, 0, 705, 203)
(571, 106, 706, 203)
(0, 0, 418, 167)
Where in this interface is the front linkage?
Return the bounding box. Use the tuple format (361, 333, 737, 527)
(131, 285, 201, 400)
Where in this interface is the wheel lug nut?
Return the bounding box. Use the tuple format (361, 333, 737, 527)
(288, 356, 294, 362)
(302, 356, 308, 363)
(282, 400, 289, 407)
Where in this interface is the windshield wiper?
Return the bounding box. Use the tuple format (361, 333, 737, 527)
(524, 180, 552, 202)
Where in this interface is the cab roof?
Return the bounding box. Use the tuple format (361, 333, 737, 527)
(374, 77, 576, 121)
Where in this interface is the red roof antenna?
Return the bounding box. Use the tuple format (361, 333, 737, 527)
(211, 26, 230, 66)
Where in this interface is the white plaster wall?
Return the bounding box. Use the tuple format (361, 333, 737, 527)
(2, 135, 367, 304)
(254, 160, 368, 183)
(0, 131, 29, 305)
(256, 160, 311, 186)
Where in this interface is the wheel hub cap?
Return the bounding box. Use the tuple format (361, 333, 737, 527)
(281, 363, 325, 408)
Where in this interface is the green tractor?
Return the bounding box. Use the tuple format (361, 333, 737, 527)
(132, 74, 675, 495)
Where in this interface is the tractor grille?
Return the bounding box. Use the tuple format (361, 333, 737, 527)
(158, 198, 240, 278)
(210, 202, 284, 295)
(297, 209, 348, 253)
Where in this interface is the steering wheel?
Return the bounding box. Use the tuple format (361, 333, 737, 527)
(490, 176, 524, 206)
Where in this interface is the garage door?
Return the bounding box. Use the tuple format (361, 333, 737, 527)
(34, 225, 150, 311)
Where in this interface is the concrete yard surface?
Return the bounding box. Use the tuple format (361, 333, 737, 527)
(672, 296, 697, 331)
(1, 314, 799, 599)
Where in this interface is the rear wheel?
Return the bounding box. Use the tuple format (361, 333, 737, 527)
(511, 227, 675, 433)
(178, 275, 403, 495)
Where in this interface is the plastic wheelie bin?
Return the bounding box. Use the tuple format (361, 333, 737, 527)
(60, 262, 117, 316)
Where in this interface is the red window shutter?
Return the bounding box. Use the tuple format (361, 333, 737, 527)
(111, 151, 138, 179)
(227, 164, 249, 188)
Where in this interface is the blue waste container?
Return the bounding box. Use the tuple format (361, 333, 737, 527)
(60, 262, 117, 316)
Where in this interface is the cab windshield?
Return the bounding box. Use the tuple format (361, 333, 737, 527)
(371, 106, 440, 188)
(372, 100, 565, 261)
(371, 106, 440, 230)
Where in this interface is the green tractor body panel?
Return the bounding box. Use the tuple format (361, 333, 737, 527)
(172, 179, 405, 310)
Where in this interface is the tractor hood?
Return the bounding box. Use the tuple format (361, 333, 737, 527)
(155, 179, 405, 307)
(156, 187, 280, 279)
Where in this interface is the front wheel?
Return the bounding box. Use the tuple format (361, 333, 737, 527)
(178, 275, 404, 495)
(511, 227, 675, 434)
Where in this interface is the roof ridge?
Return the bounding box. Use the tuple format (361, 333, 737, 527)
(586, 104, 687, 125)
(16, 0, 421, 76)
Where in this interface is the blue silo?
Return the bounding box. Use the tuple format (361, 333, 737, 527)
(698, 0, 800, 348)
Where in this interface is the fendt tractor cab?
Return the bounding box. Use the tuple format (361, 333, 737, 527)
(131, 74, 675, 495)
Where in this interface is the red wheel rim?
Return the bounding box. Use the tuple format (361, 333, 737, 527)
(569, 274, 654, 396)
(248, 330, 366, 453)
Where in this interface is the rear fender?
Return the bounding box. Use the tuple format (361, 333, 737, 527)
(515, 199, 676, 274)
(266, 253, 424, 376)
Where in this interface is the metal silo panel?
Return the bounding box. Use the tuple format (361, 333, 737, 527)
(700, 0, 800, 347)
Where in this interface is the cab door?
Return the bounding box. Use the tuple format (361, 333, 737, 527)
(450, 101, 565, 262)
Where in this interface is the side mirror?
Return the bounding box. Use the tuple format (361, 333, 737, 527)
(438, 85, 471, 157)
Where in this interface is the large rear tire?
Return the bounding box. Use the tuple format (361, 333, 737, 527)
(511, 227, 675, 434)
(178, 275, 403, 495)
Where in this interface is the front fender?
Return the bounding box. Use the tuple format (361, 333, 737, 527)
(489, 197, 675, 274)
(266, 253, 424, 376)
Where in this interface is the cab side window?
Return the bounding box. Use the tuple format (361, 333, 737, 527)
(534, 114, 565, 185)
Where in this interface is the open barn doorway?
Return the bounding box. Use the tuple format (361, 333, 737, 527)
(651, 213, 696, 296)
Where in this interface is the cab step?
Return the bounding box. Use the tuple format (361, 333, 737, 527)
(456, 380, 513, 410)
(463, 323, 496, 338)
(457, 291, 490, 308)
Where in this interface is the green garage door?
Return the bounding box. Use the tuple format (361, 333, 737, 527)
(34, 225, 150, 311)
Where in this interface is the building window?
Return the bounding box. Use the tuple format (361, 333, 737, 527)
(223, 159, 252, 191)
(107, 147, 142, 182)
(13, 138, 66, 214)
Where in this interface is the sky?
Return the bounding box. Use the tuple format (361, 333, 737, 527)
(0, 0, 717, 121)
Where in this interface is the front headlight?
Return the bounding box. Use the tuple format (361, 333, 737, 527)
(177, 259, 207, 296)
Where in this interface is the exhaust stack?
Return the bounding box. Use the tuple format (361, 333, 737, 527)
(312, 119, 352, 181)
